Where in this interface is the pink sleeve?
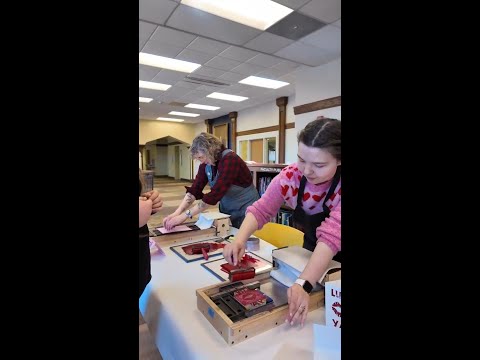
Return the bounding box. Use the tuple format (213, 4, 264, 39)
(246, 175, 286, 229)
(316, 202, 341, 254)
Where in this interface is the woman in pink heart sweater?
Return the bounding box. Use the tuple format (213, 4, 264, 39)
(223, 117, 341, 327)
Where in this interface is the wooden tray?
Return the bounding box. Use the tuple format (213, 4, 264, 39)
(196, 272, 324, 346)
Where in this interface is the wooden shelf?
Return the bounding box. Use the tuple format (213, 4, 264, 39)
(247, 163, 287, 195)
(247, 163, 294, 226)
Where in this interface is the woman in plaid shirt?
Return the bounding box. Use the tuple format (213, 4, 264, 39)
(163, 132, 259, 230)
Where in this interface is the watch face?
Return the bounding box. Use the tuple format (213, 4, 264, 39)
(303, 280, 313, 293)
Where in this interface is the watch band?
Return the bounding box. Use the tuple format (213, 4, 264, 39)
(295, 278, 313, 294)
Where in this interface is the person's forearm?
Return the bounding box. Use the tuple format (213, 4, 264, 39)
(188, 200, 211, 217)
(139, 199, 152, 227)
(233, 212, 259, 244)
(299, 242, 335, 284)
(175, 193, 196, 214)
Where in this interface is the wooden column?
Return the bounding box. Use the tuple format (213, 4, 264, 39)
(228, 111, 238, 152)
(276, 96, 288, 163)
(205, 119, 212, 134)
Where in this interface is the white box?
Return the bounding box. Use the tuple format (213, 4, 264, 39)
(324, 279, 341, 328)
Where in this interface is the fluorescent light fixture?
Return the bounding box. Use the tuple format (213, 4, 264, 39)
(239, 76, 289, 89)
(207, 92, 248, 102)
(139, 80, 171, 91)
(168, 111, 200, 117)
(185, 103, 220, 111)
(156, 117, 185, 122)
(181, 0, 293, 31)
(139, 97, 153, 103)
(139, 52, 201, 73)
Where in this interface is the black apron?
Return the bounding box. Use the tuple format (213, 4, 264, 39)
(206, 149, 259, 228)
(139, 179, 151, 298)
(293, 166, 341, 262)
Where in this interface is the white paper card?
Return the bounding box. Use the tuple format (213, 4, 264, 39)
(325, 280, 341, 328)
(313, 324, 341, 360)
(195, 214, 214, 229)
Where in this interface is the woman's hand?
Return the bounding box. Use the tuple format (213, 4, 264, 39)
(142, 190, 163, 213)
(222, 240, 246, 266)
(163, 214, 187, 231)
(163, 210, 182, 228)
(286, 284, 310, 327)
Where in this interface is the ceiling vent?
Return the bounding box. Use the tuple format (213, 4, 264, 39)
(184, 76, 230, 87)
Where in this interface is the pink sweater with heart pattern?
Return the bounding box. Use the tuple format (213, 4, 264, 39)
(246, 163, 341, 254)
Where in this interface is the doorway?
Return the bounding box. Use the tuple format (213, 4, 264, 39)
(213, 124, 228, 147)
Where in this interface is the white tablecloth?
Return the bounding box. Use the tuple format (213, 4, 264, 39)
(139, 228, 326, 360)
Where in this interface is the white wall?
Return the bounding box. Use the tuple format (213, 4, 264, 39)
(179, 144, 192, 180)
(285, 128, 298, 164)
(236, 97, 297, 164)
(237, 101, 278, 131)
(193, 121, 207, 137)
(168, 144, 193, 180)
(294, 59, 341, 132)
(156, 146, 168, 176)
(145, 143, 156, 169)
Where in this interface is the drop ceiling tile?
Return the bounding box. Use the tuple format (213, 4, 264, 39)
(218, 72, 246, 82)
(141, 40, 184, 58)
(204, 56, 242, 71)
(274, 41, 332, 67)
(175, 49, 215, 64)
(273, 60, 302, 72)
(273, 0, 311, 10)
(151, 69, 186, 84)
(230, 63, 267, 76)
(161, 85, 194, 98)
(166, 4, 260, 45)
(255, 68, 290, 79)
(243, 32, 294, 54)
(192, 66, 225, 78)
(218, 46, 259, 62)
(139, 88, 166, 99)
(139, 21, 157, 40)
(139, 0, 178, 24)
(299, 25, 341, 54)
(186, 37, 230, 55)
(298, 0, 341, 24)
(175, 80, 202, 90)
(150, 25, 196, 47)
(139, 64, 162, 81)
(247, 54, 283, 67)
(266, 11, 326, 41)
(197, 85, 223, 92)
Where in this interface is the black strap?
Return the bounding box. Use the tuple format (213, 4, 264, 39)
(322, 166, 341, 213)
(296, 175, 308, 207)
(296, 166, 341, 212)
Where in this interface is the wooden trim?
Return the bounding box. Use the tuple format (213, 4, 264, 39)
(236, 123, 295, 137)
(229, 112, 237, 152)
(276, 96, 288, 163)
(205, 119, 212, 133)
(237, 125, 278, 137)
(293, 96, 341, 115)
